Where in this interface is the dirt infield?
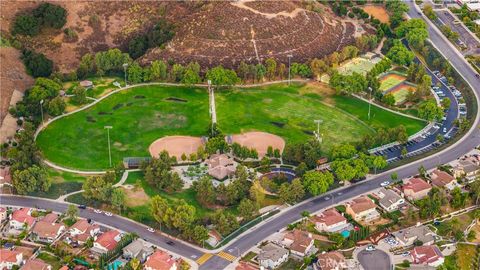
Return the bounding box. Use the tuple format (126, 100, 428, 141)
(362, 5, 390, 24)
(149, 136, 203, 159)
(229, 131, 285, 158)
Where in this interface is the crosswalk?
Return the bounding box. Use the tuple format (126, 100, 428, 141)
(196, 253, 213, 265)
(216, 251, 237, 261)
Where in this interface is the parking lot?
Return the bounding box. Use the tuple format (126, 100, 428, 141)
(434, 9, 480, 55)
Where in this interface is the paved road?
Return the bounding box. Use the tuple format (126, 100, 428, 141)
(2, 3, 480, 270)
(357, 249, 392, 270)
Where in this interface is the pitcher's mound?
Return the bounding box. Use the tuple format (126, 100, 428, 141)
(228, 132, 285, 158)
(149, 136, 203, 159)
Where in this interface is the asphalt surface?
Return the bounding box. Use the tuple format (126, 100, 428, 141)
(2, 3, 480, 270)
(357, 249, 392, 270)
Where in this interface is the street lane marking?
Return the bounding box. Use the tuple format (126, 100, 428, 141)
(196, 253, 213, 265)
(217, 251, 236, 261)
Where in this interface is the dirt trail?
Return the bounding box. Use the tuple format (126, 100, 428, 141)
(231, 0, 305, 19)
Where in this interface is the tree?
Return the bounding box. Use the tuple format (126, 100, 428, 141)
(265, 58, 277, 80)
(382, 94, 396, 106)
(390, 172, 398, 182)
(206, 66, 239, 87)
(150, 195, 170, 230)
(238, 199, 259, 221)
(12, 165, 49, 195)
(128, 35, 148, 59)
(12, 15, 39, 36)
(143, 152, 183, 192)
(418, 99, 444, 121)
(386, 41, 414, 66)
(441, 97, 451, 110)
(127, 62, 144, 84)
(95, 48, 132, 74)
(423, 5, 437, 20)
(192, 225, 209, 246)
(150, 60, 168, 81)
(147, 19, 175, 48)
(77, 53, 96, 79)
(46, 96, 65, 116)
(193, 176, 216, 207)
(255, 64, 266, 81)
(401, 147, 408, 157)
(249, 184, 265, 206)
(295, 162, 308, 177)
(21, 50, 53, 78)
(171, 200, 196, 231)
(331, 160, 356, 182)
(310, 58, 328, 80)
(129, 258, 141, 270)
(82, 174, 113, 202)
(111, 188, 126, 212)
(211, 211, 239, 236)
(372, 155, 387, 174)
(451, 187, 467, 209)
(7, 123, 41, 173)
(302, 171, 334, 196)
(182, 62, 202, 85)
(66, 204, 78, 220)
(279, 178, 305, 204)
(71, 86, 87, 105)
(331, 144, 357, 160)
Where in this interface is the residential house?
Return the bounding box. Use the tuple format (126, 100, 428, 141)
(345, 196, 380, 222)
(143, 250, 178, 270)
(282, 229, 314, 257)
(392, 225, 436, 246)
(69, 219, 92, 236)
(453, 159, 480, 181)
(0, 249, 24, 270)
(9, 208, 35, 230)
(430, 170, 457, 190)
(206, 229, 222, 247)
(312, 208, 350, 233)
(257, 243, 289, 269)
(122, 239, 154, 262)
(377, 188, 405, 212)
(315, 251, 346, 270)
(206, 154, 236, 180)
(411, 245, 444, 267)
(0, 167, 12, 187)
(402, 178, 432, 200)
(0, 207, 7, 222)
(31, 220, 65, 243)
(67, 221, 100, 246)
(41, 214, 58, 223)
(21, 259, 52, 270)
(92, 230, 121, 253)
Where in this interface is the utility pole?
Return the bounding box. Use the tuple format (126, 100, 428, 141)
(314, 119, 323, 143)
(287, 54, 293, 85)
(40, 100, 44, 125)
(104, 126, 113, 167)
(368, 87, 372, 121)
(122, 63, 129, 87)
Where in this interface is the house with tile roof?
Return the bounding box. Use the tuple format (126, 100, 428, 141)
(92, 230, 121, 253)
(312, 208, 350, 233)
(345, 196, 380, 222)
(143, 250, 179, 270)
(31, 220, 65, 243)
(377, 188, 405, 212)
(430, 170, 457, 190)
(0, 249, 24, 270)
(20, 259, 52, 270)
(392, 225, 436, 246)
(402, 178, 432, 200)
(9, 208, 35, 230)
(411, 245, 444, 267)
(315, 251, 346, 270)
(282, 229, 314, 257)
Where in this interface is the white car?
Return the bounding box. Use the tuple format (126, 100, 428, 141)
(366, 245, 376, 251)
(94, 209, 102, 214)
(104, 212, 113, 217)
(380, 181, 390, 187)
(402, 251, 410, 257)
(147, 227, 155, 233)
(443, 127, 447, 133)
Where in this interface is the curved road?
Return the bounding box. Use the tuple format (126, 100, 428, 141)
(2, 2, 480, 270)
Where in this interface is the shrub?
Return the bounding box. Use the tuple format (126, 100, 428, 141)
(32, 3, 67, 29)
(21, 50, 53, 78)
(12, 15, 40, 36)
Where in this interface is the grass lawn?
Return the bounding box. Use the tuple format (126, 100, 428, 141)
(28, 168, 86, 199)
(337, 57, 379, 76)
(38, 83, 426, 170)
(37, 85, 210, 170)
(37, 252, 63, 270)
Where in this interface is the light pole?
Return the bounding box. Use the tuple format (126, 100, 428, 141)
(104, 126, 113, 167)
(40, 100, 44, 125)
(368, 87, 372, 121)
(287, 54, 293, 85)
(122, 63, 128, 87)
(314, 119, 323, 143)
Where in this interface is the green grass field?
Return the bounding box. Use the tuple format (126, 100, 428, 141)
(27, 168, 86, 199)
(337, 57, 380, 76)
(37, 83, 425, 170)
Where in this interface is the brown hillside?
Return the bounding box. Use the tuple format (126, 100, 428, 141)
(1, 1, 373, 72)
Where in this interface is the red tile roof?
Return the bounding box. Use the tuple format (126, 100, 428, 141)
(283, 229, 313, 254)
(21, 259, 51, 270)
(70, 220, 90, 233)
(32, 221, 64, 238)
(430, 170, 455, 187)
(11, 208, 35, 227)
(313, 208, 346, 226)
(95, 230, 120, 251)
(412, 245, 443, 265)
(347, 196, 376, 214)
(41, 213, 58, 223)
(317, 251, 345, 270)
(0, 248, 22, 263)
(144, 250, 178, 270)
(403, 178, 431, 193)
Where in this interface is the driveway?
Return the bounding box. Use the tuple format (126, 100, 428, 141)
(357, 249, 392, 270)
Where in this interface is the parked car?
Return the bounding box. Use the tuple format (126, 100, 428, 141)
(366, 245, 376, 251)
(104, 212, 113, 217)
(380, 181, 390, 187)
(78, 205, 87, 209)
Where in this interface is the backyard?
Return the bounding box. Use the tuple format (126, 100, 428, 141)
(37, 83, 426, 170)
